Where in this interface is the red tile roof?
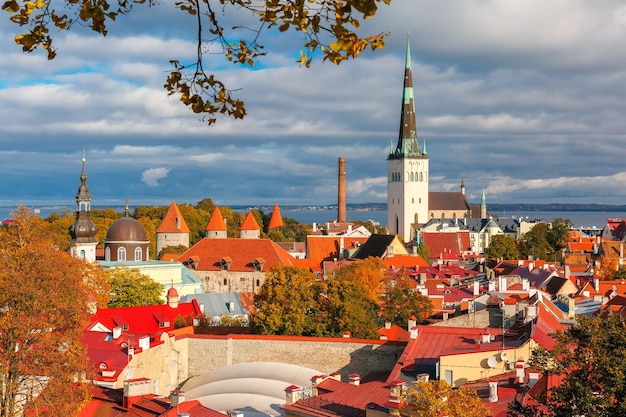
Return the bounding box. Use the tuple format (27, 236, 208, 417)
(240, 211, 260, 231)
(306, 236, 369, 262)
(177, 238, 297, 271)
(205, 206, 227, 231)
(422, 231, 471, 259)
(156, 202, 190, 233)
(267, 202, 284, 229)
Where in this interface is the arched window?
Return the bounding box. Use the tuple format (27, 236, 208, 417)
(223, 278, 227, 286)
(118, 247, 126, 261)
(135, 247, 142, 261)
(410, 172, 414, 181)
(419, 172, 423, 181)
(105, 247, 111, 261)
(79, 249, 86, 259)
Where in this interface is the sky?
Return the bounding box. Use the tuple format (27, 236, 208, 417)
(2, 0, 626, 209)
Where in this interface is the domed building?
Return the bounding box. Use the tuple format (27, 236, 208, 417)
(69, 150, 98, 262)
(104, 201, 150, 262)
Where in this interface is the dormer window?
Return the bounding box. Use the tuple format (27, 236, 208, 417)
(220, 257, 232, 271)
(253, 257, 265, 272)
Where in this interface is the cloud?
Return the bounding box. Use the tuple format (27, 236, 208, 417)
(141, 168, 171, 187)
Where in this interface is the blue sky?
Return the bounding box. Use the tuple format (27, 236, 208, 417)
(2, 0, 626, 208)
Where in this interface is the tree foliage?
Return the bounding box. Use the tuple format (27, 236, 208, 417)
(521, 222, 553, 260)
(511, 315, 626, 417)
(332, 257, 386, 302)
(3, 0, 391, 124)
(0, 208, 109, 417)
(486, 234, 520, 260)
(381, 270, 432, 326)
(400, 380, 492, 417)
(546, 218, 572, 257)
(251, 263, 379, 338)
(106, 265, 164, 307)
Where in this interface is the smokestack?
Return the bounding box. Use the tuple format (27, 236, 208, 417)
(338, 157, 346, 223)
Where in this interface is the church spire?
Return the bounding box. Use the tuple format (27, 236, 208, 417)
(69, 149, 98, 261)
(391, 34, 421, 158)
(481, 188, 487, 218)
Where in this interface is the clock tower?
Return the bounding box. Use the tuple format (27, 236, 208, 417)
(387, 37, 429, 242)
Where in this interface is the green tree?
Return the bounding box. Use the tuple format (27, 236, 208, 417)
(415, 242, 430, 263)
(159, 244, 189, 260)
(510, 315, 626, 417)
(251, 263, 317, 335)
(0, 208, 109, 417)
(486, 234, 520, 260)
(4, 0, 390, 124)
(400, 380, 492, 417)
(106, 266, 164, 307)
(381, 271, 432, 326)
(547, 218, 572, 260)
(251, 263, 380, 338)
(521, 222, 553, 260)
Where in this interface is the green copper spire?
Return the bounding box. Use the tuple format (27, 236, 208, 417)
(481, 188, 487, 208)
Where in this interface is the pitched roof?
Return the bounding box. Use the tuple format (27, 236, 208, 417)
(156, 202, 190, 233)
(428, 191, 470, 211)
(240, 211, 261, 231)
(176, 238, 296, 272)
(205, 206, 227, 231)
(352, 234, 406, 259)
(267, 203, 284, 229)
(421, 231, 471, 259)
(306, 235, 369, 262)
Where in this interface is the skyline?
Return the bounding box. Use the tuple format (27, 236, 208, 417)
(3, 1, 626, 208)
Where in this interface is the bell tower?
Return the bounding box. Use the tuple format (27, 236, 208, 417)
(69, 149, 98, 262)
(387, 36, 429, 242)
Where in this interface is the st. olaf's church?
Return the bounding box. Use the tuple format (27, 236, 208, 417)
(387, 39, 486, 242)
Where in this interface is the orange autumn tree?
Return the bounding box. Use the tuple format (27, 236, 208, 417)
(0, 207, 109, 417)
(400, 379, 492, 417)
(333, 257, 386, 302)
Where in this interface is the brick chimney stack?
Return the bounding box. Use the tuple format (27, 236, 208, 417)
(338, 157, 346, 223)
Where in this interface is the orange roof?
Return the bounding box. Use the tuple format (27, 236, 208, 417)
(382, 254, 429, 269)
(422, 231, 471, 259)
(240, 211, 261, 231)
(267, 202, 284, 229)
(306, 235, 369, 262)
(205, 206, 227, 231)
(156, 201, 190, 233)
(177, 238, 296, 272)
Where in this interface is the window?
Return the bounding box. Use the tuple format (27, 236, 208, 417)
(79, 249, 86, 259)
(105, 247, 111, 261)
(134, 247, 142, 261)
(117, 247, 126, 261)
(223, 278, 227, 286)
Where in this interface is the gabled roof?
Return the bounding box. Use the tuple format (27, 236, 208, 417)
(267, 202, 284, 230)
(205, 206, 227, 231)
(306, 235, 369, 262)
(88, 301, 202, 335)
(352, 234, 407, 259)
(421, 231, 471, 259)
(180, 292, 248, 317)
(156, 201, 190, 233)
(240, 211, 260, 231)
(176, 238, 296, 271)
(428, 191, 470, 211)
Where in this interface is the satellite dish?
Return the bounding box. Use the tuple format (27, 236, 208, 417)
(487, 355, 499, 368)
(500, 351, 510, 362)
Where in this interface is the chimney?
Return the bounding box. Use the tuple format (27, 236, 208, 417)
(310, 375, 325, 396)
(488, 280, 496, 292)
(330, 371, 341, 381)
(348, 374, 361, 386)
(339, 237, 345, 257)
(522, 278, 530, 291)
(285, 385, 303, 405)
(385, 322, 392, 330)
(313, 222, 317, 232)
(228, 411, 244, 417)
(410, 326, 419, 339)
(417, 373, 429, 383)
(388, 380, 405, 403)
(473, 280, 480, 296)
(498, 275, 507, 292)
(338, 157, 347, 223)
(515, 357, 525, 380)
(342, 331, 350, 338)
(169, 389, 185, 408)
(123, 379, 153, 409)
(407, 316, 417, 331)
(488, 380, 498, 402)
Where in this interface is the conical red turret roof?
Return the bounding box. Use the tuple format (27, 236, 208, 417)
(240, 211, 261, 231)
(205, 206, 227, 231)
(267, 202, 284, 230)
(156, 201, 190, 233)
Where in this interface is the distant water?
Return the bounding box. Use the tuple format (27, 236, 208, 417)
(2, 205, 625, 230)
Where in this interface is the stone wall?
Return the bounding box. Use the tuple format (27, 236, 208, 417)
(184, 334, 405, 380)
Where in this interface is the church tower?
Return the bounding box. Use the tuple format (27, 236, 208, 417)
(69, 150, 98, 262)
(387, 37, 429, 242)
